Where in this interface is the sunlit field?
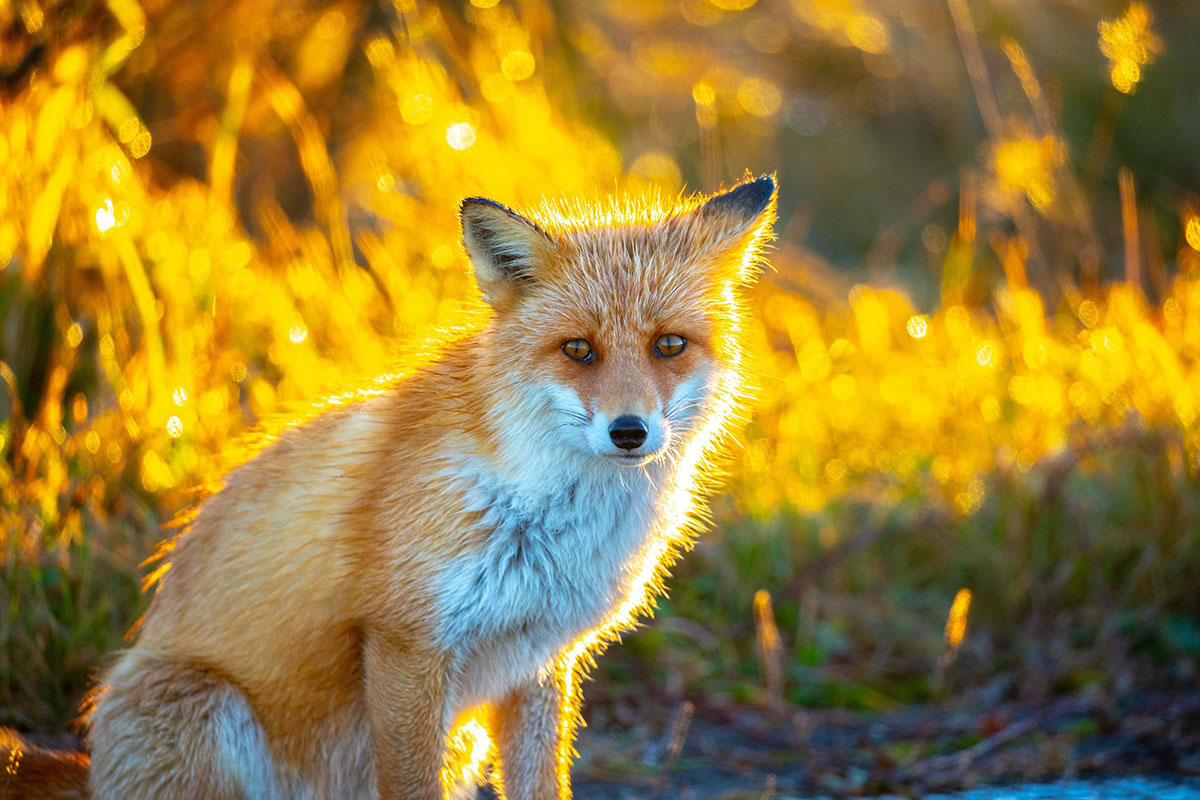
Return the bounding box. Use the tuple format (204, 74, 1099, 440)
(2, 0, 1199, 791)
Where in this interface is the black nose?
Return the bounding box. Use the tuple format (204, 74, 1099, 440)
(608, 416, 648, 450)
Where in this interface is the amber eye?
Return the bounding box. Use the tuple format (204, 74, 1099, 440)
(654, 334, 687, 357)
(562, 339, 595, 363)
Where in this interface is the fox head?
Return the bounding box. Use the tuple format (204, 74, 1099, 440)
(460, 176, 776, 472)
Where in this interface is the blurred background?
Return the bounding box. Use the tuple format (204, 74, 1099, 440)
(2, 0, 1199, 793)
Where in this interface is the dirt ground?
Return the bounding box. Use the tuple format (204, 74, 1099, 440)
(570, 686, 1200, 799)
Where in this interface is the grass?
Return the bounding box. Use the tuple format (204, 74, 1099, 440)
(2, 508, 153, 731)
(597, 425, 1200, 718)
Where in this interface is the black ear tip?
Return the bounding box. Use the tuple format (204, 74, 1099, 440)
(460, 196, 507, 218)
(459, 196, 554, 244)
(706, 175, 777, 217)
(753, 174, 777, 196)
(735, 175, 777, 208)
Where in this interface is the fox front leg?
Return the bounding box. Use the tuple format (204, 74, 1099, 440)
(494, 669, 571, 800)
(363, 629, 450, 800)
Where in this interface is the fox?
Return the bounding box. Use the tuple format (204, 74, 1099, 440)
(1, 174, 776, 800)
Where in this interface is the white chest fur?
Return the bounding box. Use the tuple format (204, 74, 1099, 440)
(434, 461, 662, 713)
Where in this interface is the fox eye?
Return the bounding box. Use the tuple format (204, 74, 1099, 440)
(562, 339, 595, 364)
(654, 334, 687, 357)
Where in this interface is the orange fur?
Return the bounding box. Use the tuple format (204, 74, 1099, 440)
(8, 176, 776, 800)
(0, 729, 89, 800)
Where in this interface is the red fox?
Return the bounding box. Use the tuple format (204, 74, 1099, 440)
(2, 175, 776, 799)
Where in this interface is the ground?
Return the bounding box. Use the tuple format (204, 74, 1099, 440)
(569, 684, 1200, 799)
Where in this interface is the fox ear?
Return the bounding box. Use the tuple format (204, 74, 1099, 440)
(697, 174, 777, 245)
(689, 175, 777, 281)
(460, 198, 554, 304)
